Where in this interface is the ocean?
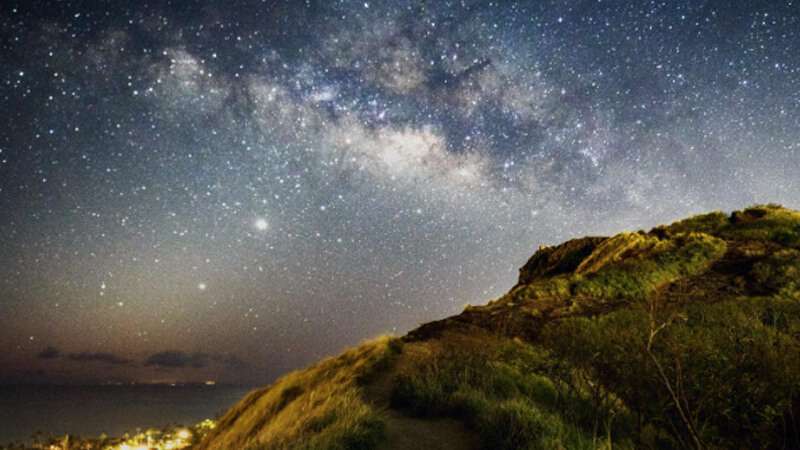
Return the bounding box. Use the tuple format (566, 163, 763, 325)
(0, 384, 253, 445)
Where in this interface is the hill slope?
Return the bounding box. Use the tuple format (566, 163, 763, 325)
(196, 205, 800, 450)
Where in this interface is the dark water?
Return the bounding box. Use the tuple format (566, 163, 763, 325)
(0, 384, 252, 445)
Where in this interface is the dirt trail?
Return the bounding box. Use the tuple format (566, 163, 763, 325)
(379, 409, 479, 450)
(364, 360, 480, 450)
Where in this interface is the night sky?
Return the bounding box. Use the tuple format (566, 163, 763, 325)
(1, 0, 799, 385)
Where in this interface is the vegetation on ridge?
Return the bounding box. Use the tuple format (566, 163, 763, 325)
(195, 204, 800, 450)
(195, 337, 398, 450)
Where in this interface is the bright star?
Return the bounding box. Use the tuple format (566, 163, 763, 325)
(255, 218, 268, 231)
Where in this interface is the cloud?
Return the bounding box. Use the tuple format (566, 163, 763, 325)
(37, 346, 61, 360)
(144, 351, 249, 370)
(145, 351, 211, 369)
(212, 354, 249, 370)
(68, 352, 132, 366)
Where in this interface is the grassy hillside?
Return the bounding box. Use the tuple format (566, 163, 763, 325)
(196, 204, 800, 450)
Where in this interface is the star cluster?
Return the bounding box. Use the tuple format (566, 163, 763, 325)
(1, 0, 798, 384)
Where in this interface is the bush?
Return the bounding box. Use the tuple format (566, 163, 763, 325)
(572, 232, 726, 302)
(658, 211, 729, 236)
(751, 249, 800, 295)
(541, 297, 800, 449)
(478, 399, 546, 450)
(390, 335, 621, 449)
(720, 205, 800, 246)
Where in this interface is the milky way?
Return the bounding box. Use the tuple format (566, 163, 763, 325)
(1, 0, 799, 384)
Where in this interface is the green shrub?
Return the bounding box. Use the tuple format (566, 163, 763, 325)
(390, 336, 624, 449)
(657, 211, 729, 236)
(751, 249, 800, 295)
(572, 232, 726, 302)
(510, 232, 726, 307)
(478, 399, 546, 450)
(541, 297, 800, 449)
(719, 205, 800, 246)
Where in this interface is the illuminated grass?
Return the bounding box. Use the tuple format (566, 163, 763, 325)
(196, 337, 397, 450)
(509, 232, 726, 308)
(390, 333, 634, 450)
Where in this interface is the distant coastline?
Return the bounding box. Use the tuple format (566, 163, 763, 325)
(0, 384, 252, 446)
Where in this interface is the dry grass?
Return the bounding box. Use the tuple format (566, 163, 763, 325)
(196, 337, 397, 450)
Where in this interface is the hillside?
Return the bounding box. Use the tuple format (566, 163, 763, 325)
(195, 204, 800, 450)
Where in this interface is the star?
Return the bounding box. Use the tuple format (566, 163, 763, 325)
(0, 0, 798, 389)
